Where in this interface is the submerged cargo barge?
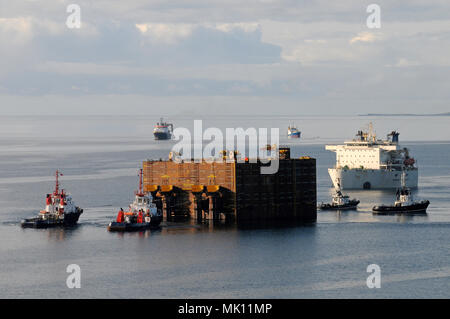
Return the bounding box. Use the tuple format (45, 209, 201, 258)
(142, 147, 316, 223)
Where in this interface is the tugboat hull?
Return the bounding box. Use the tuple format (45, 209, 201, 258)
(320, 200, 360, 210)
(372, 200, 429, 215)
(21, 209, 83, 228)
(107, 216, 162, 232)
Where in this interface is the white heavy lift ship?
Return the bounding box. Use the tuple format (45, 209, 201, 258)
(325, 123, 418, 190)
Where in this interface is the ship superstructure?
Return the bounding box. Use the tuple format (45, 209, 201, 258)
(128, 169, 160, 217)
(325, 123, 418, 189)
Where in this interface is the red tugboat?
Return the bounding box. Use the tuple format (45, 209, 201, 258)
(21, 170, 83, 228)
(107, 169, 162, 232)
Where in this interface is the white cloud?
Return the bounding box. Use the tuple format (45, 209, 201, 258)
(1, 0, 450, 116)
(0, 16, 98, 43)
(0, 17, 33, 43)
(349, 31, 382, 44)
(135, 22, 261, 44)
(388, 58, 421, 68)
(214, 22, 260, 33)
(135, 23, 195, 44)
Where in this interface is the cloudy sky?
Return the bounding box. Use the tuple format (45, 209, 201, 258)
(1, 0, 449, 115)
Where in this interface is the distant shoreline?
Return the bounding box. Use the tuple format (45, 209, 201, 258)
(359, 112, 450, 117)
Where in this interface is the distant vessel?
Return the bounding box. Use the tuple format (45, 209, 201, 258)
(326, 123, 418, 189)
(153, 118, 173, 140)
(287, 125, 301, 139)
(319, 187, 359, 210)
(21, 171, 83, 228)
(108, 169, 162, 232)
(373, 171, 429, 214)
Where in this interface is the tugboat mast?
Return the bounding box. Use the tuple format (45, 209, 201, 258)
(401, 169, 407, 189)
(54, 170, 65, 197)
(55, 170, 60, 195)
(136, 168, 144, 196)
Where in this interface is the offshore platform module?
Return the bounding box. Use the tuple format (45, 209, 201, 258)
(142, 147, 317, 223)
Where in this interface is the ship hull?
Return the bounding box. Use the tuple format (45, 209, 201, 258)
(153, 132, 172, 140)
(319, 200, 360, 210)
(21, 209, 83, 228)
(328, 168, 418, 190)
(107, 215, 162, 232)
(372, 200, 429, 214)
(288, 132, 301, 139)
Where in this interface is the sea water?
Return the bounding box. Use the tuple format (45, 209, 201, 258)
(0, 115, 449, 298)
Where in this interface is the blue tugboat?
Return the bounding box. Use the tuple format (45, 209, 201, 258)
(21, 171, 83, 228)
(287, 125, 301, 139)
(107, 169, 162, 232)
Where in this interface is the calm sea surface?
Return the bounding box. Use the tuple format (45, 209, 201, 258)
(0, 115, 449, 298)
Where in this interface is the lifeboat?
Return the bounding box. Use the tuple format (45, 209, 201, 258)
(404, 158, 415, 166)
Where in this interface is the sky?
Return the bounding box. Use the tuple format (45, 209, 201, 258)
(0, 0, 450, 116)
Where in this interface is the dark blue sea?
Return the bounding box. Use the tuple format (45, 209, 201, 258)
(0, 115, 449, 298)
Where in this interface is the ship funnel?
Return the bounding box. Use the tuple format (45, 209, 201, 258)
(388, 131, 399, 143)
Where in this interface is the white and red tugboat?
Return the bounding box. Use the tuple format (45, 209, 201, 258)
(21, 170, 83, 228)
(107, 169, 162, 232)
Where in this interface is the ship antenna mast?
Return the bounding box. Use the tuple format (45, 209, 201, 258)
(401, 170, 406, 188)
(368, 122, 375, 142)
(55, 170, 59, 195)
(138, 168, 144, 195)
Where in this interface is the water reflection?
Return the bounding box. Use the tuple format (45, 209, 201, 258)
(320, 209, 431, 223)
(20, 225, 83, 242)
(110, 227, 162, 239)
(371, 212, 429, 223)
